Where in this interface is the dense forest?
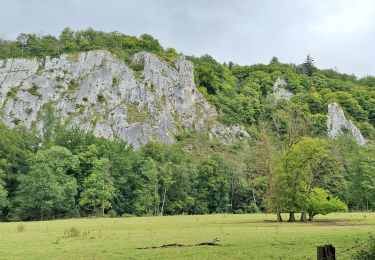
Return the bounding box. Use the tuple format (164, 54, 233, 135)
(0, 28, 375, 222)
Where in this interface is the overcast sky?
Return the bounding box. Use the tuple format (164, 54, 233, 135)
(0, 0, 374, 77)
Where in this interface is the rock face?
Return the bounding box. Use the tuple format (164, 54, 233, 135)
(273, 77, 293, 101)
(327, 103, 366, 145)
(0, 50, 247, 147)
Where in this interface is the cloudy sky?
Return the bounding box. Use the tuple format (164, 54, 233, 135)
(1, 0, 374, 77)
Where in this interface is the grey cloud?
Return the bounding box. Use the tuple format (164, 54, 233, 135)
(0, 0, 373, 77)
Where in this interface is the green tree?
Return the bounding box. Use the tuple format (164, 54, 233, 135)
(307, 188, 348, 221)
(14, 146, 78, 220)
(270, 56, 280, 64)
(275, 138, 341, 221)
(302, 54, 316, 76)
(249, 124, 280, 220)
(80, 158, 115, 215)
(195, 156, 229, 213)
(0, 169, 8, 210)
(346, 145, 375, 210)
(133, 158, 159, 216)
(275, 169, 308, 222)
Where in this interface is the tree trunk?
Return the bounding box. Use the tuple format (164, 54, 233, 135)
(300, 212, 307, 222)
(160, 187, 167, 216)
(308, 212, 314, 221)
(102, 206, 105, 216)
(230, 176, 235, 213)
(288, 212, 295, 222)
(154, 186, 159, 215)
(277, 212, 283, 222)
(252, 189, 257, 204)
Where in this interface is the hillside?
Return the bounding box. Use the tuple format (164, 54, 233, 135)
(1, 28, 375, 141)
(0, 29, 374, 222)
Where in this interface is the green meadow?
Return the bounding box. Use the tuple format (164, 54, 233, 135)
(0, 213, 374, 259)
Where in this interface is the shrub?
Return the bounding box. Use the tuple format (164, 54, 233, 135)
(68, 79, 80, 92)
(107, 209, 118, 218)
(6, 86, 20, 100)
(55, 84, 64, 90)
(25, 107, 33, 115)
(27, 83, 42, 98)
(352, 234, 375, 259)
(55, 75, 64, 81)
(247, 202, 260, 213)
(112, 76, 119, 86)
(12, 118, 22, 125)
(97, 93, 105, 102)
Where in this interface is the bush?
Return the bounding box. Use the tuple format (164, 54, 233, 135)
(112, 76, 119, 86)
(97, 93, 105, 102)
(27, 83, 42, 98)
(107, 209, 118, 218)
(68, 79, 80, 92)
(352, 234, 375, 259)
(247, 203, 260, 213)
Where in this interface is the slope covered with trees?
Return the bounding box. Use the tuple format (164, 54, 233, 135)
(0, 29, 374, 221)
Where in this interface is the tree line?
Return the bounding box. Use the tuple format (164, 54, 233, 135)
(0, 120, 373, 222)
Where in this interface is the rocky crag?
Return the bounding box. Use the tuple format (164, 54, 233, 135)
(272, 77, 293, 101)
(0, 50, 248, 147)
(327, 102, 366, 145)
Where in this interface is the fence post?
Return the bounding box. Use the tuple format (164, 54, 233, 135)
(317, 244, 335, 260)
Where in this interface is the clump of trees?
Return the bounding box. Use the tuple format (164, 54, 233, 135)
(0, 28, 178, 65)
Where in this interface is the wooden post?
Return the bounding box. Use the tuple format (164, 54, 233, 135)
(317, 244, 335, 260)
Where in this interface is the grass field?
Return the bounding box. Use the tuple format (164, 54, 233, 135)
(0, 213, 374, 259)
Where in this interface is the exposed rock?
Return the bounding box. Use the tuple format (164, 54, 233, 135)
(0, 50, 247, 147)
(327, 103, 366, 145)
(209, 125, 249, 144)
(273, 77, 293, 101)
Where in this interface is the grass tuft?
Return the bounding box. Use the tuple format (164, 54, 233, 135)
(16, 223, 26, 232)
(64, 227, 80, 238)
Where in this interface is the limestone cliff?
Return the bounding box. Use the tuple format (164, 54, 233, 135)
(272, 77, 293, 101)
(0, 50, 247, 147)
(327, 102, 365, 145)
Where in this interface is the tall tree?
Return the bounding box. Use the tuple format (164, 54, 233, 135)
(249, 124, 280, 220)
(13, 146, 78, 220)
(133, 158, 159, 216)
(346, 145, 375, 210)
(275, 138, 340, 221)
(0, 169, 8, 211)
(80, 158, 115, 216)
(195, 156, 229, 213)
(302, 54, 316, 76)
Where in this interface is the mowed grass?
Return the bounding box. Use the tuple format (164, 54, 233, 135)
(0, 213, 374, 259)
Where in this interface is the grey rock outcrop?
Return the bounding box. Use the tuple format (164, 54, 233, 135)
(273, 77, 293, 101)
(327, 102, 365, 145)
(0, 50, 247, 147)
